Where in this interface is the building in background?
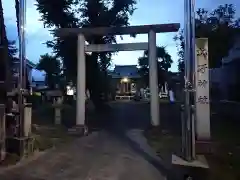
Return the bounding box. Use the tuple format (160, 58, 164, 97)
(209, 36, 240, 101)
(109, 65, 143, 95)
(31, 68, 48, 91)
(31, 79, 47, 90)
(12, 58, 36, 89)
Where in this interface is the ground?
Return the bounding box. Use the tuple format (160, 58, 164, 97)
(0, 131, 166, 180)
(146, 101, 240, 180)
(1, 101, 239, 180)
(0, 101, 168, 180)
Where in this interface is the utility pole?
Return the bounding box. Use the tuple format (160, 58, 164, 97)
(19, 0, 26, 92)
(18, 0, 27, 150)
(172, 2, 209, 179)
(181, 0, 196, 161)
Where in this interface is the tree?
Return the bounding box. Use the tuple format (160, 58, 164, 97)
(15, 0, 20, 37)
(0, 0, 11, 103)
(175, 4, 240, 72)
(8, 40, 18, 80)
(35, 0, 137, 109)
(138, 46, 173, 88)
(8, 40, 17, 58)
(173, 30, 184, 72)
(36, 53, 61, 89)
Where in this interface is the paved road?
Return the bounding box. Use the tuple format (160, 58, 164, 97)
(0, 101, 173, 180)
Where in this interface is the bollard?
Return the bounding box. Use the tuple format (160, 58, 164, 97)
(23, 103, 35, 158)
(55, 106, 61, 125)
(24, 103, 32, 137)
(0, 104, 6, 161)
(53, 97, 62, 125)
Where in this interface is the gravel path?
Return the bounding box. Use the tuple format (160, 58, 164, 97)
(0, 132, 166, 180)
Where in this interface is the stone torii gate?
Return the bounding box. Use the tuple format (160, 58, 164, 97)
(55, 23, 180, 129)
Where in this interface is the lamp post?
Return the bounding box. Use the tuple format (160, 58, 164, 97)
(182, 0, 196, 161)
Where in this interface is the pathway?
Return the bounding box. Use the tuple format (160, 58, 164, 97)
(0, 101, 169, 180)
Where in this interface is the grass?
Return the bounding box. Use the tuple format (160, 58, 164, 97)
(31, 104, 79, 151)
(145, 128, 180, 164)
(145, 109, 240, 180)
(1, 104, 77, 166)
(206, 113, 240, 180)
(0, 125, 75, 166)
(32, 124, 75, 151)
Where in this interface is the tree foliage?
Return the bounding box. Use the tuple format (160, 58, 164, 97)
(175, 4, 240, 71)
(15, 0, 20, 36)
(36, 53, 61, 89)
(36, 0, 137, 77)
(35, 0, 137, 107)
(138, 46, 173, 87)
(0, 0, 11, 98)
(8, 40, 18, 78)
(8, 40, 18, 58)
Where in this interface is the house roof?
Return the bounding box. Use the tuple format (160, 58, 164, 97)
(110, 65, 141, 78)
(12, 57, 36, 68)
(27, 60, 37, 68)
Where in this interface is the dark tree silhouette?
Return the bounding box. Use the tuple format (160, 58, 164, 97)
(0, 0, 11, 103)
(175, 4, 240, 71)
(138, 46, 173, 88)
(36, 53, 61, 89)
(35, 0, 137, 109)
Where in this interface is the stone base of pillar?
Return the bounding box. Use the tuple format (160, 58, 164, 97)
(67, 125, 88, 136)
(6, 136, 35, 159)
(195, 140, 214, 154)
(171, 154, 209, 179)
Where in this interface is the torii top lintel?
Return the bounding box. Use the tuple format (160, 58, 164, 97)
(55, 23, 180, 37)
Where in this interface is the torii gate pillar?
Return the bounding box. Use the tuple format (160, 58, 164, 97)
(148, 30, 159, 126)
(76, 31, 159, 127)
(76, 34, 86, 126)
